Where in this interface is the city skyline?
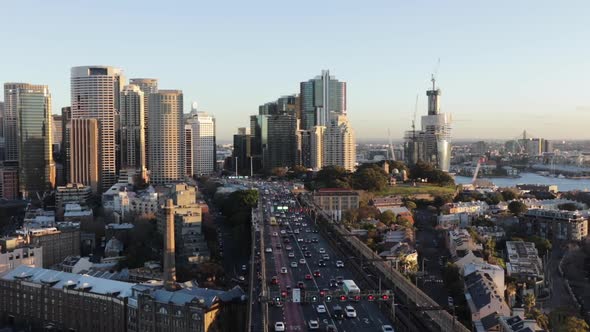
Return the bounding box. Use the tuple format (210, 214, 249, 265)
(1, 1, 589, 142)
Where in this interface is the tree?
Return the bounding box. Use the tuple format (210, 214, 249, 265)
(379, 210, 396, 225)
(529, 308, 549, 331)
(289, 165, 308, 179)
(523, 293, 536, 315)
(559, 316, 589, 332)
(501, 189, 519, 201)
(315, 165, 351, 189)
(409, 161, 455, 186)
(343, 209, 359, 224)
(404, 200, 417, 211)
(486, 192, 504, 205)
(527, 236, 552, 257)
(352, 164, 388, 192)
(558, 202, 578, 211)
(271, 167, 287, 178)
(433, 194, 454, 208)
(508, 201, 527, 215)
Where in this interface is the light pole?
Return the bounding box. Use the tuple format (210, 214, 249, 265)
(235, 157, 238, 177)
(249, 156, 253, 178)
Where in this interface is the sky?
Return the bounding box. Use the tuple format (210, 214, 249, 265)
(1, 0, 589, 142)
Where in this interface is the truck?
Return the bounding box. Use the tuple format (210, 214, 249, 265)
(342, 280, 360, 295)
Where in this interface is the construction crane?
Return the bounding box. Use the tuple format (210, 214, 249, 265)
(388, 128, 396, 161)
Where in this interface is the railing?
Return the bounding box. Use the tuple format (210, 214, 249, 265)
(304, 195, 470, 332)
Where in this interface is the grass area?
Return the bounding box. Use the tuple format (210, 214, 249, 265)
(377, 184, 456, 197)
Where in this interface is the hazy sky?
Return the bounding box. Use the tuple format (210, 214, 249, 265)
(1, 0, 589, 142)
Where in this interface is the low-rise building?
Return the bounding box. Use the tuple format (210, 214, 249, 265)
(521, 209, 588, 241)
(24, 224, 81, 268)
(0, 237, 43, 275)
(498, 308, 545, 332)
(443, 201, 489, 216)
(516, 184, 558, 194)
(56, 183, 92, 218)
(464, 270, 510, 330)
(378, 242, 417, 273)
(446, 229, 481, 258)
(438, 213, 470, 229)
(63, 203, 94, 223)
(517, 198, 587, 211)
(313, 188, 360, 222)
(506, 241, 546, 296)
(464, 262, 505, 293)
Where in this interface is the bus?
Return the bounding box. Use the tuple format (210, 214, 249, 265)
(342, 280, 360, 295)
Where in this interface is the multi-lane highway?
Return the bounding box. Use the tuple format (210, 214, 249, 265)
(255, 182, 394, 332)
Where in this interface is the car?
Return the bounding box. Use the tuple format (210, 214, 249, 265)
(381, 325, 395, 332)
(322, 254, 330, 260)
(306, 228, 311, 233)
(448, 296, 454, 306)
(288, 252, 295, 258)
(305, 274, 312, 280)
(313, 229, 319, 233)
(308, 320, 319, 330)
(238, 275, 245, 281)
(280, 267, 288, 274)
(280, 230, 286, 235)
(345, 305, 357, 318)
(284, 238, 291, 244)
(301, 245, 308, 251)
(305, 238, 311, 243)
(316, 304, 327, 313)
(274, 322, 285, 332)
(299, 258, 306, 264)
(265, 247, 273, 253)
(271, 276, 279, 285)
(272, 232, 278, 237)
(285, 245, 293, 250)
(336, 276, 344, 285)
(294, 229, 300, 234)
(297, 281, 305, 289)
(313, 270, 321, 277)
(333, 305, 344, 319)
(318, 260, 326, 267)
(256, 251, 260, 256)
(329, 279, 337, 288)
(319, 248, 326, 254)
(304, 251, 312, 257)
(336, 260, 344, 268)
(297, 238, 304, 242)
(274, 300, 283, 308)
(312, 238, 319, 243)
(276, 244, 282, 249)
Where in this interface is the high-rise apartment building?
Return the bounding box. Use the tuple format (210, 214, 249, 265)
(148, 90, 183, 184)
(70, 118, 99, 193)
(184, 124, 193, 177)
(323, 114, 356, 171)
(71, 66, 124, 192)
(0, 101, 4, 161)
(186, 105, 216, 175)
(300, 70, 346, 130)
(52, 114, 63, 154)
(119, 85, 146, 171)
(4, 83, 55, 198)
(129, 78, 158, 169)
(309, 126, 325, 171)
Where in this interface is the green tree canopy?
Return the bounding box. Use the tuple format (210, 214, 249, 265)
(558, 202, 578, 211)
(379, 210, 396, 225)
(559, 316, 589, 332)
(508, 200, 528, 215)
(410, 161, 455, 186)
(501, 189, 519, 201)
(316, 165, 351, 189)
(352, 163, 389, 192)
(404, 200, 417, 210)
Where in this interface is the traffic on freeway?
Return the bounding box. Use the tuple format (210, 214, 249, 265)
(255, 181, 395, 332)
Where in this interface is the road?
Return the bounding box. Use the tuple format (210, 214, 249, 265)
(257, 182, 393, 332)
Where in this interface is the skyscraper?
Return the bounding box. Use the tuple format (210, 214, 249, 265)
(129, 78, 158, 170)
(186, 104, 216, 175)
(266, 114, 297, 169)
(119, 85, 146, 171)
(61, 107, 72, 185)
(421, 78, 452, 171)
(4, 83, 55, 197)
(0, 101, 4, 161)
(52, 115, 63, 154)
(148, 90, 183, 184)
(70, 118, 99, 193)
(300, 70, 346, 130)
(323, 114, 356, 172)
(71, 66, 124, 192)
(184, 124, 193, 177)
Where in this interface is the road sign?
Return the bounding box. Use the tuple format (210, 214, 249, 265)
(292, 288, 301, 303)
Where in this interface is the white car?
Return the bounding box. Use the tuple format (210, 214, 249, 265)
(274, 322, 285, 332)
(299, 258, 306, 264)
(290, 261, 298, 268)
(345, 305, 357, 318)
(280, 267, 288, 274)
(336, 260, 344, 268)
(280, 230, 286, 235)
(272, 232, 278, 237)
(265, 247, 273, 253)
(381, 325, 395, 332)
(316, 304, 327, 314)
(319, 248, 326, 254)
(308, 320, 319, 330)
(288, 252, 295, 258)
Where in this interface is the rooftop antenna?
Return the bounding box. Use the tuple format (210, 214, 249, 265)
(432, 58, 440, 90)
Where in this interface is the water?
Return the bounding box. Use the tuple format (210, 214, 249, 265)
(454, 172, 590, 192)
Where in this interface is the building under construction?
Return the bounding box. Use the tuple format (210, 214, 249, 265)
(404, 77, 452, 171)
